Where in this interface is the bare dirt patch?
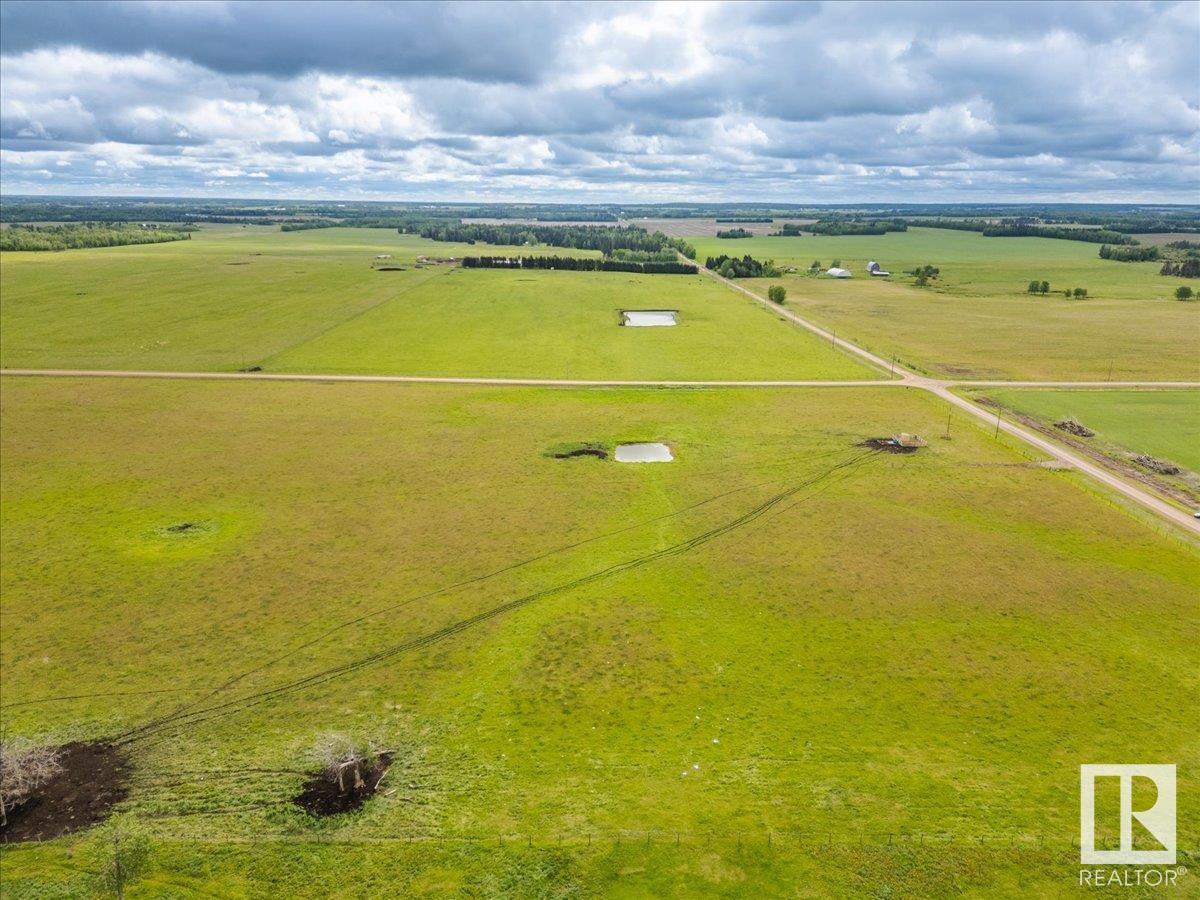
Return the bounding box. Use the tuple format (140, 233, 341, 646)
(0, 742, 131, 842)
(554, 447, 608, 460)
(858, 434, 927, 454)
(294, 753, 392, 817)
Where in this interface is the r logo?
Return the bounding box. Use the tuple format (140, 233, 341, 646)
(1080, 764, 1176, 865)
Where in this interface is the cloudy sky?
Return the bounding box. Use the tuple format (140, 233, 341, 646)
(1, 0, 1197, 202)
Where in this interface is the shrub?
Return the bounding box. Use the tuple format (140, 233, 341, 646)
(313, 733, 380, 792)
(1176, 286, 1194, 300)
(0, 738, 62, 825)
(767, 285, 786, 304)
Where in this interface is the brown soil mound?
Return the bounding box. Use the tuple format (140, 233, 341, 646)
(554, 447, 608, 460)
(294, 754, 392, 817)
(1, 742, 131, 842)
(1055, 419, 1095, 437)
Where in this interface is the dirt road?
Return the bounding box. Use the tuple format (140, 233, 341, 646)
(695, 263, 1200, 536)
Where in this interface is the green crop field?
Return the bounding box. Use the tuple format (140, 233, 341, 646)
(2, 377, 1197, 896)
(978, 388, 1200, 473)
(693, 228, 1200, 380)
(0, 226, 874, 381)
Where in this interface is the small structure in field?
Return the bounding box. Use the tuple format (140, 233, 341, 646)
(826, 267, 852, 278)
(867, 261, 890, 277)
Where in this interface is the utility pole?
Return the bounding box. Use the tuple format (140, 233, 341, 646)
(994, 407, 1002, 439)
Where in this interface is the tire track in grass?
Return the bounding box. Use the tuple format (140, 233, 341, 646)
(117, 449, 881, 745)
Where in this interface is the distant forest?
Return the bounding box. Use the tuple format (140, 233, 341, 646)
(461, 256, 697, 274)
(0, 222, 195, 251)
(1, 199, 1196, 245)
(417, 222, 696, 259)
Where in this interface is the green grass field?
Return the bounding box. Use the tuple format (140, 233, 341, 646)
(267, 266, 872, 380)
(693, 228, 1200, 380)
(2, 377, 1196, 896)
(0, 226, 873, 381)
(979, 388, 1200, 473)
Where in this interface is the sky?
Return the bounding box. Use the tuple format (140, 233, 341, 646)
(1, 0, 1198, 203)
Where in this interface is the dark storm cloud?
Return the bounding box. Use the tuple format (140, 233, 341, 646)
(0, 0, 584, 83)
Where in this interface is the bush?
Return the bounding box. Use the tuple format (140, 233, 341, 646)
(1175, 286, 1194, 300)
(767, 285, 786, 304)
(0, 738, 62, 825)
(313, 733, 380, 792)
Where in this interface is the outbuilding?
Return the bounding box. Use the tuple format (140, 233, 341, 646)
(826, 267, 852, 278)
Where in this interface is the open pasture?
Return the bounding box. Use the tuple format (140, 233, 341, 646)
(1, 377, 1197, 895)
(1, 225, 874, 381)
(692, 228, 1198, 380)
(0, 226, 598, 373)
(267, 265, 874, 380)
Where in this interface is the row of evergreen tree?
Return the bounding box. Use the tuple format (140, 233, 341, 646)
(461, 256, 698, 274)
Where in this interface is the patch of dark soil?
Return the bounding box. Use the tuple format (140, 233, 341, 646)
(374, 266, 406, 272)
(239, 365, 263, 373)
(858, 436, 925, 454)
(294, 754, 392, 817)
(164, 522, 198, 533)
(1130, 454, 1181, 476)
(554, 447, 608, 460)
(226, 261, 250, 266)
(0, 742, 131, 842)
(1055, 419, 1095, 437)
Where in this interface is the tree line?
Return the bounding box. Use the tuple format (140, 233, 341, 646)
(1098, 244, 1159, 262)
(705, 254, 781, 278)
(417, 222, 696, 258)
(0, 223, 195, 252)
(716, 228, 753, 238)
(797, 219, 908, 236)
(461, 256, 698, 274)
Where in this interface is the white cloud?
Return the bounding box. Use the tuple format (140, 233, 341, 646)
(0, 1, 1196, 201)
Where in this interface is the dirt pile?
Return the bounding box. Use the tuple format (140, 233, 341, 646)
(294, 753, 392, 817)
(0, 742, 131, 842)
(1054, 419, 1095, 437)
(858, 434, 926, 454)
(1129, 454, 1182, 476)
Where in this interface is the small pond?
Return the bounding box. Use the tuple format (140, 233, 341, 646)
(615, 443, 674, 463)
(621, 310, 677, 327)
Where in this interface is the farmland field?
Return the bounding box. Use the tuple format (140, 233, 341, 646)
(0, 226, 874, 381)
(2, 377, 1197, 896)
(977, 388, 1200, 475)
(692, 228, 1199, 380)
